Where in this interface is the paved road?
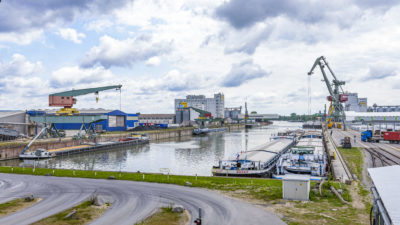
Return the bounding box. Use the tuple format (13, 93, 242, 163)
(0, 173, 285, 225)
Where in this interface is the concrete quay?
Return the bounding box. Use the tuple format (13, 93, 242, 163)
(323, 127, 353, 183)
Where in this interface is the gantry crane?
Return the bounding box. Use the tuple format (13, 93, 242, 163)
(49, 85, 122, 115)
(308, 56, 347, 129)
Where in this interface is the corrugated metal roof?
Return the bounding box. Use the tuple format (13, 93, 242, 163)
(368, 165, 400, 225)
(0, 111, 25, 118)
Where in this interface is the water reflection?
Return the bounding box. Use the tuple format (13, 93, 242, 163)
(1, 121, 302, 176)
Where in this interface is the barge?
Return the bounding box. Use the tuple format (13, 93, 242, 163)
(274, 131, 328, 180)
(212, 138, 295, 177)
(193, 127, 227, 135)
(19, 133, 149, 159)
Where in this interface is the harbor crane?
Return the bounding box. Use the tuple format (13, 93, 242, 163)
(308, 56, 347, 129)
(49, 85, 122, 115)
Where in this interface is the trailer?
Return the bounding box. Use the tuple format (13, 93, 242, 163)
(383, 131, 400, 144)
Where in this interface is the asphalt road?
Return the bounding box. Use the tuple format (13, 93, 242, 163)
(0, 173, 285, 225)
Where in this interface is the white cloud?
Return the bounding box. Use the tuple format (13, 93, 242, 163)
(85, 19, 114, 32)
(0, 54, 43, 77)
(81, 34, 172, 68)
(56, 28, 86, 44)
(51, 66, 115, 87)
(145, 56, 161, 66)
(0, 30, 43, 45)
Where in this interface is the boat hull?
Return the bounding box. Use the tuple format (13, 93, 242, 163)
(212, 168, 271, 178)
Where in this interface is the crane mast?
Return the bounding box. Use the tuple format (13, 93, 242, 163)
(308, 56, 347, 129)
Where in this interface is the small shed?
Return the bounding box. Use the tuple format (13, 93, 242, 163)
(282, 174, 310, 201)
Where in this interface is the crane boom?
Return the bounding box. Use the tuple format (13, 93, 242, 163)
(50, 85, 122, 97)
(49, 85, 122, 115)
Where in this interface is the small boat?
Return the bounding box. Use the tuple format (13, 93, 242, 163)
(119, 137, 139, 142)
(19, 149, 54, 159)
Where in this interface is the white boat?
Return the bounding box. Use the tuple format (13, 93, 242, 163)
(212, 139, 295, 177)
(275, 130, 328, 177)
(19, 149, 54, 159)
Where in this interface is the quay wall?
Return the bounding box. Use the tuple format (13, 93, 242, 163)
(0, 128, 194, 160)
(0, 125, 247, 160)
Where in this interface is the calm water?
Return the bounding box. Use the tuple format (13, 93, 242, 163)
(2, 121, 302, 176)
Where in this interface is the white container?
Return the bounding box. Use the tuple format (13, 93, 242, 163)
(282, 174, 310, 201)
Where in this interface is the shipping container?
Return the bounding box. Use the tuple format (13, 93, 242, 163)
(383, 131, 400, 143)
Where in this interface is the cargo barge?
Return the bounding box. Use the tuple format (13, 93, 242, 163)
(19, 134, 149, 159)
(193, 127, 227, 135)
(212, 138, 295, 177)
(274, 131, 328, 180)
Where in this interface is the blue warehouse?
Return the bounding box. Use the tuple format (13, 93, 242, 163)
(50, 109, 139, 132)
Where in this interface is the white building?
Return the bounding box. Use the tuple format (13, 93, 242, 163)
(345, 93, 367, 112)
(139, 114, 175, 125)
(174, 93, 225, 118)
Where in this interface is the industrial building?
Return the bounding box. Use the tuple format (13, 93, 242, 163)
(174, 93, 225, 118)
(175, 107, 201, 125)
(0, 111, 31, 138)
(224, 107, 242, 119)
(344, 92, 367, 112)
(45, 109, 139, 132)
(138, 114, 175, 125)
(369, 104, 400, 112)
(244, 113, 279, 122)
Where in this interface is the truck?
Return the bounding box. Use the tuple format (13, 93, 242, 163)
(341, 136, 352, 148)
(361, 130, 382, 143)
(383, 131, 400, 144)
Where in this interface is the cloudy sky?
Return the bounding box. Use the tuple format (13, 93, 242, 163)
(0, 0, 399, 115)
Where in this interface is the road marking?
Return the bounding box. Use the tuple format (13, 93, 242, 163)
(383, 143, 400, 152)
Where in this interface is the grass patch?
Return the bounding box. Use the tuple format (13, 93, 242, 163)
(135, 207, 189, 225)
(337, 147, 372, 216)
(32, 200, 109, 225)
(0, 198, 40, 217)
(337, 147, 363, 181)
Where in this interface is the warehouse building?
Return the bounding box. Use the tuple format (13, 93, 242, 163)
(0, 110, 30, 137)
(0, 111, 29, 134)
(174, 93, 225, 118)
(138, 114, 175, 125)
(41, 109, 139, 132)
